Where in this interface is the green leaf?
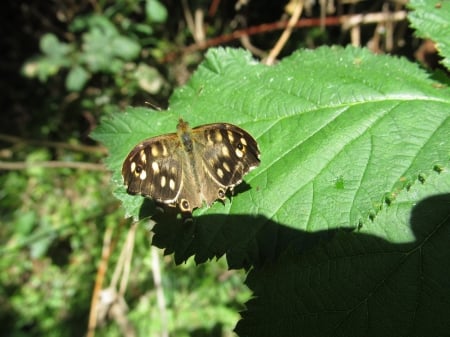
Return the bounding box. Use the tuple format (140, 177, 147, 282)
(146, 0, 168, 23)
(93, 46, 450, 265)
(111, 36, 141, 60)
(66, 65, 90, 91)
(92, 45, 450, 335)
(236, 170, 450, 337)
(408, 0, 450, 70)
(134, 63, 164, 93)
(22, 33, 72, 81)
(40, 33, 71, 57)
(80, 15, 140, 72)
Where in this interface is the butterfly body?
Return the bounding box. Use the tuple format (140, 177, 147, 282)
(122, 119, 260, 213)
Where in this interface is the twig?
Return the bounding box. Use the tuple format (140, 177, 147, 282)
(265, 0, 304, 65)
(87, 225, 114, 337)
(104, 223, 137, 337)
(87, 221, 137, 337)
(119, 223, 137, 296)
(208, 0, 221, 17)
(151, 244, 169, 337)
(194, 8, 205, 43)
(162, 10, 407, 63)
(0, 133, 107, 155)
(162, 16, 340, 62)
(0, 161, 107, 171)
(182, 0, 197, 42)
(341, 10, 407, 30)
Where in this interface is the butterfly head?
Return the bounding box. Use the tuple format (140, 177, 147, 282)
(177, 118, 194, 152)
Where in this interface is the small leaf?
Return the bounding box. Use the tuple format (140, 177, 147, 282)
(40, 33, 71, 57)
(111, 36, 141, 60)
(146, 0, 168, 23)
(66, 65, 90, 91)
(79, 15, 140, 72)
(134, 63, 164, 93)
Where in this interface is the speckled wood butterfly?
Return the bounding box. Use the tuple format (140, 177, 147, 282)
(122, 119, 260, 213)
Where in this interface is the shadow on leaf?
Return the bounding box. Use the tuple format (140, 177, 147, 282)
(150, 205, 343, 269)
(234, 193, 450, 337)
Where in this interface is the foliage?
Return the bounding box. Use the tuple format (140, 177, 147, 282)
(21, 1, 170, 116)
(0, 152, 114, 336)
(3, 0, 255, 336)
(95, 11, 450, 337)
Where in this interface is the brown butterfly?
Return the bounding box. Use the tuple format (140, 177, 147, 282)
(122, 119, 260, 213)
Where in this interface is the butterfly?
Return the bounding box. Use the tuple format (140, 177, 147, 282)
(122, 119, 260, 213)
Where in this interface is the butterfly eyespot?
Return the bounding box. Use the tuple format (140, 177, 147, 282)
(180, 199, 190, 211)
(218, 188, 226, 199)
(135, 165, 143, 173)
(237, 143, 244, 150)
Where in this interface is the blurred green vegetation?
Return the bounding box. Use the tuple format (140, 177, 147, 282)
(0, 0, 432, 336)
(1, 1, 251, 336)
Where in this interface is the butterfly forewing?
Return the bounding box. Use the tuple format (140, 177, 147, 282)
(122, 135, 183, 204)
(196, 123, 260, 187)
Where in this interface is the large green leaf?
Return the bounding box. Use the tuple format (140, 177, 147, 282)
(93, 46, 450, 335)
(93, 46, 449, 265)
(408, 0, 450, 70)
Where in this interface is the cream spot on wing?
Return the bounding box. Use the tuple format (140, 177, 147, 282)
(235, 148, 244, 158)
(131, 162, 136, 172)
(221, 146, 230, 157)
(162, 144, 168, 156)
(217, 168, 224, 179)
(227, 130, 234, 142)
(169, 178, 175, 191)
(140, 150, 147, 163)
(140, 170, 147, 180)
(240, 137, 247, 146)
(170, 166, 177, 175)
(160, 176, 166, 188)
(207, 133, 214, 146)
(223, 162, 231, 172)
(151, 146, 159, 157)
(215, 130, 223, 142)
(151, 161, 159, 174)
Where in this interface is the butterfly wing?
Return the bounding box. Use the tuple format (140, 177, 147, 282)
(194, 123, 260, 189)
(122, 120, 260, 213)
(122, 135, 184, 205)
